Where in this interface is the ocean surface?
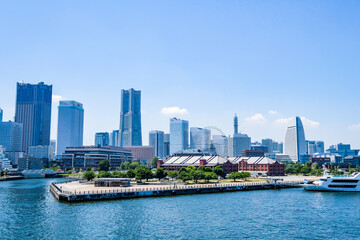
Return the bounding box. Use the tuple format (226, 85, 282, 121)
(1, 178, 360, 240)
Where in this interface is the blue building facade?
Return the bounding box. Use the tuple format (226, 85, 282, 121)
(0, 121, 23, 152)
(149, 130, 164, 159)
(190, 127, 211, 150)
(110, 130, 120, 147)
(15, 82, 52, 153)
(119, 89, 142, 146)
(170, 118, 189, 155)
(95, 132, 110, 147)
(56, 101, 84, 155)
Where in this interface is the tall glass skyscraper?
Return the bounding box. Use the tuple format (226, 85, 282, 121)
(284, 116, 306, 162)
(170, 118, 189, 155)
(110, 130, 120, 147)
(119, 89, 142, 146)
(0, 108, 3, 122)
(212, 135, 228, 157)
(56, 100, 84, 155)
(15, 82, 52, 153)
(164, 133, 170, 157)
(0, 121, 23, 152)
(149, 130, 164, 159)
(190, 127, 211, 150)
(95, 132, 109, 147)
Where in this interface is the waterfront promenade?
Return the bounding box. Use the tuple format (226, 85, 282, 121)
(51, 179, 304, 202)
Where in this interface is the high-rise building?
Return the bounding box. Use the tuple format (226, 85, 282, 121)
(234, 114, 238, 134)
(95, 132, 109, 147)
(170, 118, 189, 155)
(212, 135, 228, 157)
(149, 130, 164, 159)
(164, 133, 170, 157)
(228, 133, 251, 157)
(0, 121, 23, 152)
(56, 101, 84, 155)
(28, 145, 54, 161)
(0, 108, 3, 122)
(284, 116, 306, 162)
(50, 140, 56, 158)
(119, 88, 142, 147)
(190, 127, 211, 150)
(15, 82, 52, 153)
(315, 141, 325, 154)
(262, 138, 273, 153)
(110, 130, 120, 147)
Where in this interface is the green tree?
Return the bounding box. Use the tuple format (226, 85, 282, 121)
(130, 162, 140, 170)
(4, 169, 8, 176)
(67, 170, 72, 175)
(229, 172, 241, 182)
(83, 171, 96, 181)
(179, 167, 187, 173)
(179, 171, 192, 182)
(301, 165, 311, 175)
(197, 166, 205, 172)
(135, 168, 147, 182)
(186, 165, 196, 172)
(168, 171, 178, 179)
(126, 169, 135, 178)
(151, 156, 159, 168)
(120, 162, 130, 170)
(111, 170, 122, 178)
(204, 172, 217, 183)
(0, 170, 4, 177)
(330, 163, 335, 171)
(191, 170, 205, 183)
(240, 172, 251, 181)
(356, 165, 360, 173)
(86, 166, 92, 172)
(213, 166, 224, 177)
(144, 167, 154, 181)
(314, 163, 320, 170)
(204, 167, 213, 172)
(98, 159, 110, 172)
(98, 171, 112, 178)
(154, 168, 167, 181)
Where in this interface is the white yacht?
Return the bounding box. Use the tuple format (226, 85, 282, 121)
(303, 172, 360, 192)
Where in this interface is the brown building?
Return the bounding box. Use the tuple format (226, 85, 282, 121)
(122, 146, 154, 166)
(158, 155, 285, 176)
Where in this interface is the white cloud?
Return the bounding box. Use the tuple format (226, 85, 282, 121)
(349, 124, 360, 130)
(275, 117, 294, 126)
(274, 116, 320, 128)
(52, 95, 63, 104)
(301, 117, 320, 128)
(268, 110, 278, 115)
(161, 106, 189, 116)
(245, 113, 266, 124)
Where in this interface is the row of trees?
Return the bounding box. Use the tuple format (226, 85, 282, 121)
(82, 159, 252, 184)
(285, 162, 360, 176)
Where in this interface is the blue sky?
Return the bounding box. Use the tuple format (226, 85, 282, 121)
(0, 1, 359, 148)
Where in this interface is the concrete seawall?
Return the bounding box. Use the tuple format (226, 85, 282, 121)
(50, 181, 302, 202)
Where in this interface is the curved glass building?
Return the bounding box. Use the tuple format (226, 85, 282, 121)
(284, 116, 306, 162)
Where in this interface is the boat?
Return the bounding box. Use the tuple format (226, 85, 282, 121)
(302, 172, 360, 192)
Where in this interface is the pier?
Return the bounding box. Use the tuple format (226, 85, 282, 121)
(50, 180, 303, 202)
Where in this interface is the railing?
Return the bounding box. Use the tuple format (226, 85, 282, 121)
(54, 180, 303, 197)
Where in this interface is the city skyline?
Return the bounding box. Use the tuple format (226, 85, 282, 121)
(1, 1, 360, 148)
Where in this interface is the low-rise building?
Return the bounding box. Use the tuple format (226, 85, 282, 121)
(158, 155, 285, 176)
(122, 146, 154, 166)
(60, 146, 133, 171)
(229, 156, 285, 176)
(18, 157, 44, 171)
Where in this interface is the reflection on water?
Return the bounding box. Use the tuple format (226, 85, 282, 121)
(1, 179, 360, 239)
